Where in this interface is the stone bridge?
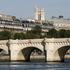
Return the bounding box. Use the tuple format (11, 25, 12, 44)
(0, 38, 70, 61)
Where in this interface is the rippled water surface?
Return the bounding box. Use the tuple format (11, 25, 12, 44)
(0, 61, 70, 70)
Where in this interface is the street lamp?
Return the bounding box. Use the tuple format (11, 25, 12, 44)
(41, 38, 46, 62)
(6, 39, 11, 61)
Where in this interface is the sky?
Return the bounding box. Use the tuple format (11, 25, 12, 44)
(0, 0, 70, 19)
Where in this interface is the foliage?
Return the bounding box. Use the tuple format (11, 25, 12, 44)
(24, 25, 42, 39)
(47, 29, 58, 38)
(31, 25, 42, 35)
(0, 31, 11, 40)
(0, 27, 70, 40)
(14, 33, 26, 39)
(58, 29, 66, 38)
(65, 30, 70, 38)
(47, 29, 70, 38)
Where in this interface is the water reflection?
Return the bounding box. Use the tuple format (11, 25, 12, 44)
(0, 60, 70, 70)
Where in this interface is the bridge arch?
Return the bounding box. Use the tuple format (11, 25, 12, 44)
(54, 45, 70, 61)
(0, 48, 8, 55)
(18, 46, 43, 61)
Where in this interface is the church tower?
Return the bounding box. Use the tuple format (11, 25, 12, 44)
(35, 7, 45, 23)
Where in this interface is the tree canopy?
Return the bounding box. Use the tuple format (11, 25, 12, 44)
(0, 28, 70, 40)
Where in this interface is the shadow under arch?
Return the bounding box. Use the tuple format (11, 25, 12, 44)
(0, 48, 8, 56)
(21, 46, 43, 62)
(0, 49, 3, 52)
(0, 48, 8, 55)
(55, 45, 70, 62)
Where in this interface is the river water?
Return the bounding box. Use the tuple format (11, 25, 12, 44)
(0, 60, 70, 70)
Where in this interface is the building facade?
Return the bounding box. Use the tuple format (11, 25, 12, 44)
(48, 16, 70, 30)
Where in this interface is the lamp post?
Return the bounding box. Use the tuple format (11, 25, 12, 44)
(41, 38, 46, 62)
(6, 39, 11, 61)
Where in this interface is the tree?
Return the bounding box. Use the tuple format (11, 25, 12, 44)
(25, 31, 33, 39)
(24, 25, 42, 39)
(65, 30, 70, 38)
(0, 31, 11, 40)
(14, 33, 26, 39)
(47, 29, 58, 38)
(12, 16, 16, 21)
(32, 25, 42, 35)
(58, 29, 66, 38)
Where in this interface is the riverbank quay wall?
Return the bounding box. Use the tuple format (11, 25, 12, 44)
(0, 38, 70, 61)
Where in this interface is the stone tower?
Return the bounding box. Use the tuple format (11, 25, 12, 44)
(35, 7, 45, 22)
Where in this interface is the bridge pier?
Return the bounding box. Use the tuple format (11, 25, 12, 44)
(46, 50, 63, 62)
(9, 40, 26, 61)
(10, 49, 26, 61)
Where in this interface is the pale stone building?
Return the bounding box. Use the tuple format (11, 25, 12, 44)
(0, 13, 13, 21)
(48, 16, 70, 30)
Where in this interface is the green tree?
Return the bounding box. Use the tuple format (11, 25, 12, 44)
(24, 25, 42, 39)
(65, 30, 70, 38)
(0, 31, 11, 40)
(14, 33, 26, 39)
(32, 25, 42, 35)
(58, 29, 66, 38)
(47, 29, 58, 38)
(25, 31, 33, 39)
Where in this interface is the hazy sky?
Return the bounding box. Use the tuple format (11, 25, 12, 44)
(0, 0, 70, 19)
